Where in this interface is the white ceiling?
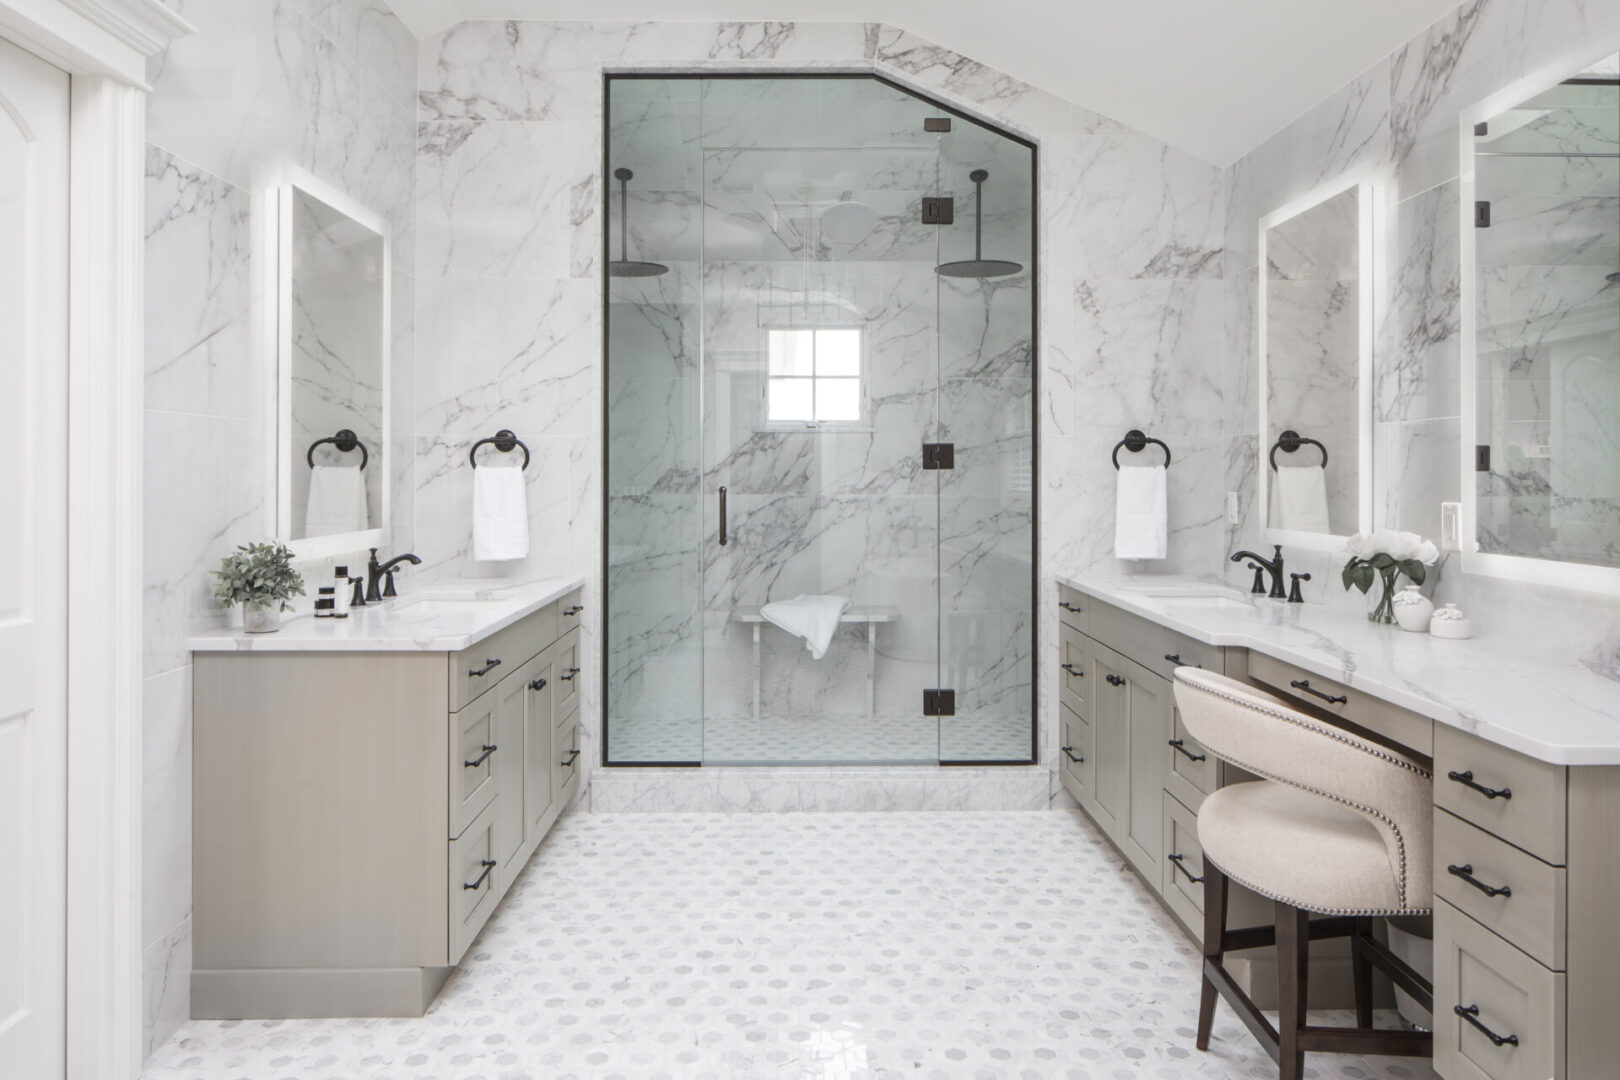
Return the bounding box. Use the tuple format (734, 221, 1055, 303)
(384, 0, 1464, 165)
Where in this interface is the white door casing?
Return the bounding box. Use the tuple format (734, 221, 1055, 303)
(0, 30, 70, 1078)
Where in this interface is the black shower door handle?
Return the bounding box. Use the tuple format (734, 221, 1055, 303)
(719, 485, 727, 546)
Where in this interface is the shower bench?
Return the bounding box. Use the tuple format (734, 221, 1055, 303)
(731, 605, 899, 720)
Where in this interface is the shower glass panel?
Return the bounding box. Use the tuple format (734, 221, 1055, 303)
(605, 75, 1035, 766)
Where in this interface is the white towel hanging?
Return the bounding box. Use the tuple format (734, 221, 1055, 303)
(1114, 465, 1168, 560)
(1272, 465, 1331, 534)
(473, 464, 528, 561)
(760, 594, 851, 660)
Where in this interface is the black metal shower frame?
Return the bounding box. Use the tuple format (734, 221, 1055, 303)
(600, 70, 1040, 768)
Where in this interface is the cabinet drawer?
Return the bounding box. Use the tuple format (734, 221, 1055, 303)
(449, 797, 501, 964)
(450, 697, 500, 839)
(1435, 810, 1566, 970)
(1155, 629, 1223, 682)
(1160, 790, 1206, 933)
(1435, 898, 1565, 1080)
(1248, 652, 1433, 758)
(1164, 702, 1216, 812)
(1058, 625, 1090, 718)
(1435, 725, 1567, 866)
(553, 710, 582, 811)
(552, 628, 582, 720)
(557, 588, 584, 628)
(449, 606, 555, 712)
(1058, 702, 1092, 805)
(1057, 585, 1088, 633)
(1089, 599, 1163, 673)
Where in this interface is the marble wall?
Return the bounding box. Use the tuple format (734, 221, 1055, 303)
(1223, 0, 1620, 667)
(142, 0, 417, 1057)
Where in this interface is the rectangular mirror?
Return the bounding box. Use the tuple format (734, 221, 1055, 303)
(1258, 178, 1375, 548)
(271, 167, 391, 557)
(1461, 46, 1620, 588)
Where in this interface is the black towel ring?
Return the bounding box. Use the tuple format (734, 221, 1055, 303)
(306, 429, 368, 470)
(1112, 429, 1171, 470)
(469, 429, 531, 470)
(1269, 430, 1328, 470)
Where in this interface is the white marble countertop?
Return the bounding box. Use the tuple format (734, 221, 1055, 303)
(188, 576, 586, 654)
(1057, 573, 1620, 766)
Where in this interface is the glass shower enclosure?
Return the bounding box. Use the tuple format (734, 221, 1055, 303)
(604, 75, 1036, 765)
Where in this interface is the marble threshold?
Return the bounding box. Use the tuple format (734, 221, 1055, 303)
(590, 763, 1056, 812)
(187, 575, 586, 653)
(1060, 573, 1620, 766)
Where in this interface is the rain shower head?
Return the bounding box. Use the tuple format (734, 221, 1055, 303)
(936, 169, 1023, 279)
(608, 168, 670, 278)
(1608, 271, 1620, 284)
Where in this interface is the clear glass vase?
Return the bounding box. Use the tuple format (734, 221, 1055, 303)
(1366, 571, 1398, 624)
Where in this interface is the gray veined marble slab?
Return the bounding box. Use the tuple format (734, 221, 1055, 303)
(1059, 573, 1620, 766)
(187, 576, 586, 653)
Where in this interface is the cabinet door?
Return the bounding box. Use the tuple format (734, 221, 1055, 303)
(493, 656, 542, 878)
(1121, 657, 1172, 880)
(524, 645, 556, 851)
(1089, 644, 1131, 842)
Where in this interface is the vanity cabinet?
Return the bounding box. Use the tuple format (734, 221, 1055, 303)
(192, 587, 585, 1020)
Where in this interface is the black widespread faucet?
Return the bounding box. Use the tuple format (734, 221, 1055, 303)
(1230, 544, 1288, 600)
(366, 548, 422, 602)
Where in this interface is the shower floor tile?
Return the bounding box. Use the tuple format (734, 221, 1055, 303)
(143, 811, 1435, 1080)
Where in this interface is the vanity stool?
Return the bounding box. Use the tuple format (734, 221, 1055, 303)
(1171, 667, 1434, 1079)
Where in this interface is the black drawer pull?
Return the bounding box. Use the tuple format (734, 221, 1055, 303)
(1105, 673, 1125, 687)
(1289, 678, 1347, 705)
(1447, 863, 1512, 898)
(463, 859, 496, 891)
(1164, 653, 1201, 668)
(1059, 601, 1082, 612)
(1061, 662, 1084, 677)
(1447, 770, 1512, 800)
(1168, 853, 1203, 884)
(560, 748, 581, 768)
(563, 604, 584, 616)
(1168, 738, 1206, 763)
(529, 677, 548, 691)
(1454, 1004, 1518, 1047)
(559, 667, 580, 682)
(463, 744, 497, 768)
(469, 658, 502, 677)
(1061, 746, 1084, 764)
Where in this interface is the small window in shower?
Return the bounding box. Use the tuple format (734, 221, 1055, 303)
(765, 327, 863, 425)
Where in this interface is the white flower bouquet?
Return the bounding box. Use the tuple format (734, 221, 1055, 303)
(1341, 529, 1439, 624)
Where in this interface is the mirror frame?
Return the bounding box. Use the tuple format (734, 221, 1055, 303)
(1257, 173, 1378, 552)
(1457, 32, 1620, 592)
(264, 163, 392, 560)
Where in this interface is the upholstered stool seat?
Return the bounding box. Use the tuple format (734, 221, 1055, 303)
(1172, 666, 1434, 1080)
(1198, 782, 1410, 916)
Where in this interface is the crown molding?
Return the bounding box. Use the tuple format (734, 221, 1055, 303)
(60, 0, 193, 56)
(0, 0, 193, 84)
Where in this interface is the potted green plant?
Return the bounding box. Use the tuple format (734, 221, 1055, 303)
(213, 541, 306, 633)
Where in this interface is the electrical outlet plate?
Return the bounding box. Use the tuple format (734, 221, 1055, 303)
(1440, 502, 1461, 549)
(1226, 491, 1240, 525)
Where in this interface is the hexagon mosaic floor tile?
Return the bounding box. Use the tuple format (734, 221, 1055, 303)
(143, 810, 1436, 1080)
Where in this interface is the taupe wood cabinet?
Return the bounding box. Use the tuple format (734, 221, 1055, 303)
(192, 588, 583, 1020)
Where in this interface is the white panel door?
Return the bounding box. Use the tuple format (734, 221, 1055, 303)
(0, 32, 69, 1080)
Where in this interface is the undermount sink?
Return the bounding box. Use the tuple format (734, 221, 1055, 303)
(1154, 595, 1254, 612)
(1117, 582, 1246, 600)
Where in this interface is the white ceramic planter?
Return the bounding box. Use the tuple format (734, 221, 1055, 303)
(242, 602, 282, 633)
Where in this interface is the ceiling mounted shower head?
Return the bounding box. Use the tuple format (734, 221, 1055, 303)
(608, 167, 670, 278)
(936, 169, 1023, 279)
(1608, 271, 1620, 284)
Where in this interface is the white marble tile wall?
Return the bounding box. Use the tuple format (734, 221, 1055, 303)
(1222, 0, 1620, 669)
(416, 18, 1230, 808)
(142, 0, 417, 1059)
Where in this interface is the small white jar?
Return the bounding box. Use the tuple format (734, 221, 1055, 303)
(1429, 603, 1473, 639)
(1392, 585, 1434, 633)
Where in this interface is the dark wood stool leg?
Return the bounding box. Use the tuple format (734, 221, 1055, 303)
(1196, 862, 1229, 1051)
(1351, 916, 1374, 1029)
(1275, 901, 1310, 1080)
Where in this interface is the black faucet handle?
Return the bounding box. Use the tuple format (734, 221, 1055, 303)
(1288, 572, 1311, 604)
(1248, 563, 1267, 594)
(382, 569, 398, 598)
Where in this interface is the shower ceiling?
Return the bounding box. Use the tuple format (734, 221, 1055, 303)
(383, 0, 1464, 165)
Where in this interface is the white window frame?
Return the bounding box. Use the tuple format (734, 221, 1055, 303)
(761, 323, 870, 430)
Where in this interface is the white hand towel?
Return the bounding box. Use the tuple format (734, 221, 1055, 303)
(760, 594, 851, 660)
(304, 465, 368, 537)
(1273, 465, 1331, 534)
(473, 465, 529, 561)
(1114, 464, 1168, 560)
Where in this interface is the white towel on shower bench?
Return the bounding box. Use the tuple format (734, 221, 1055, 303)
(760, 594, 851, 661)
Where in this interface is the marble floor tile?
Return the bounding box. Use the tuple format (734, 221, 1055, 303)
(145, 811, 1435, 1079)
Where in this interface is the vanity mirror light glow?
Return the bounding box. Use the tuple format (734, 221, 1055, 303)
(1257, 174, 1378, 552)
(263, 164, 392, 560)
(1458, 34, 1620, 591)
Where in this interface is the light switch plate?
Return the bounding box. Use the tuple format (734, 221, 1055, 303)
(1440, 502, 1461, 549)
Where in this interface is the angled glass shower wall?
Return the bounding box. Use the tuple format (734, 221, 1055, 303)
(605, 75, 1035, 766)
